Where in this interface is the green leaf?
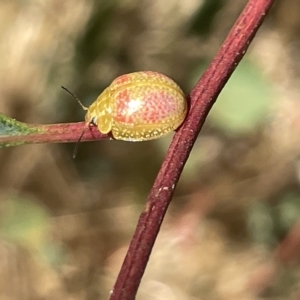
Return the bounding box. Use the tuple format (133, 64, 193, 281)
(0, 113, 40, 136)
(0, 113, 42, 148)
(208, 60, 273, 135)
(0, 195, 50, 250)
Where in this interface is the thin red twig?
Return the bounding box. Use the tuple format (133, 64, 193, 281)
(110, 0, 275, 299)
(0, 122, 108, 147)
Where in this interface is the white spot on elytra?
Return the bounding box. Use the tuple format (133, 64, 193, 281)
(126, 99, 143, 115)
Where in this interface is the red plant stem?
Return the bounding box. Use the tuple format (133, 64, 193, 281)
(110, 0, 274, 299)
(275, 220, 300, 265)
(0, 122, 108, 146)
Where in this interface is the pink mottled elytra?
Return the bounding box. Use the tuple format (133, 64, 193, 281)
(62, 71, 187, 157)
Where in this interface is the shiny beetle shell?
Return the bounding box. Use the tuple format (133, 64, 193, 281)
(85, 71, 187, 141)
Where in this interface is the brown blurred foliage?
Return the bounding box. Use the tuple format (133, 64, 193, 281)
(1, 0, 300, 299)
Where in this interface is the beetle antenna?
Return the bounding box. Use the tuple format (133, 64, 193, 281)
(73, 125, 87, 159)
(61, 86, 88, 110)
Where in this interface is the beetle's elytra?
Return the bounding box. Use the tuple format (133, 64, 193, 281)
(85, 71, 187, 141)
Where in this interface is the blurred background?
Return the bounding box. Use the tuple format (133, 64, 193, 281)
(0, 0, 300, 299)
